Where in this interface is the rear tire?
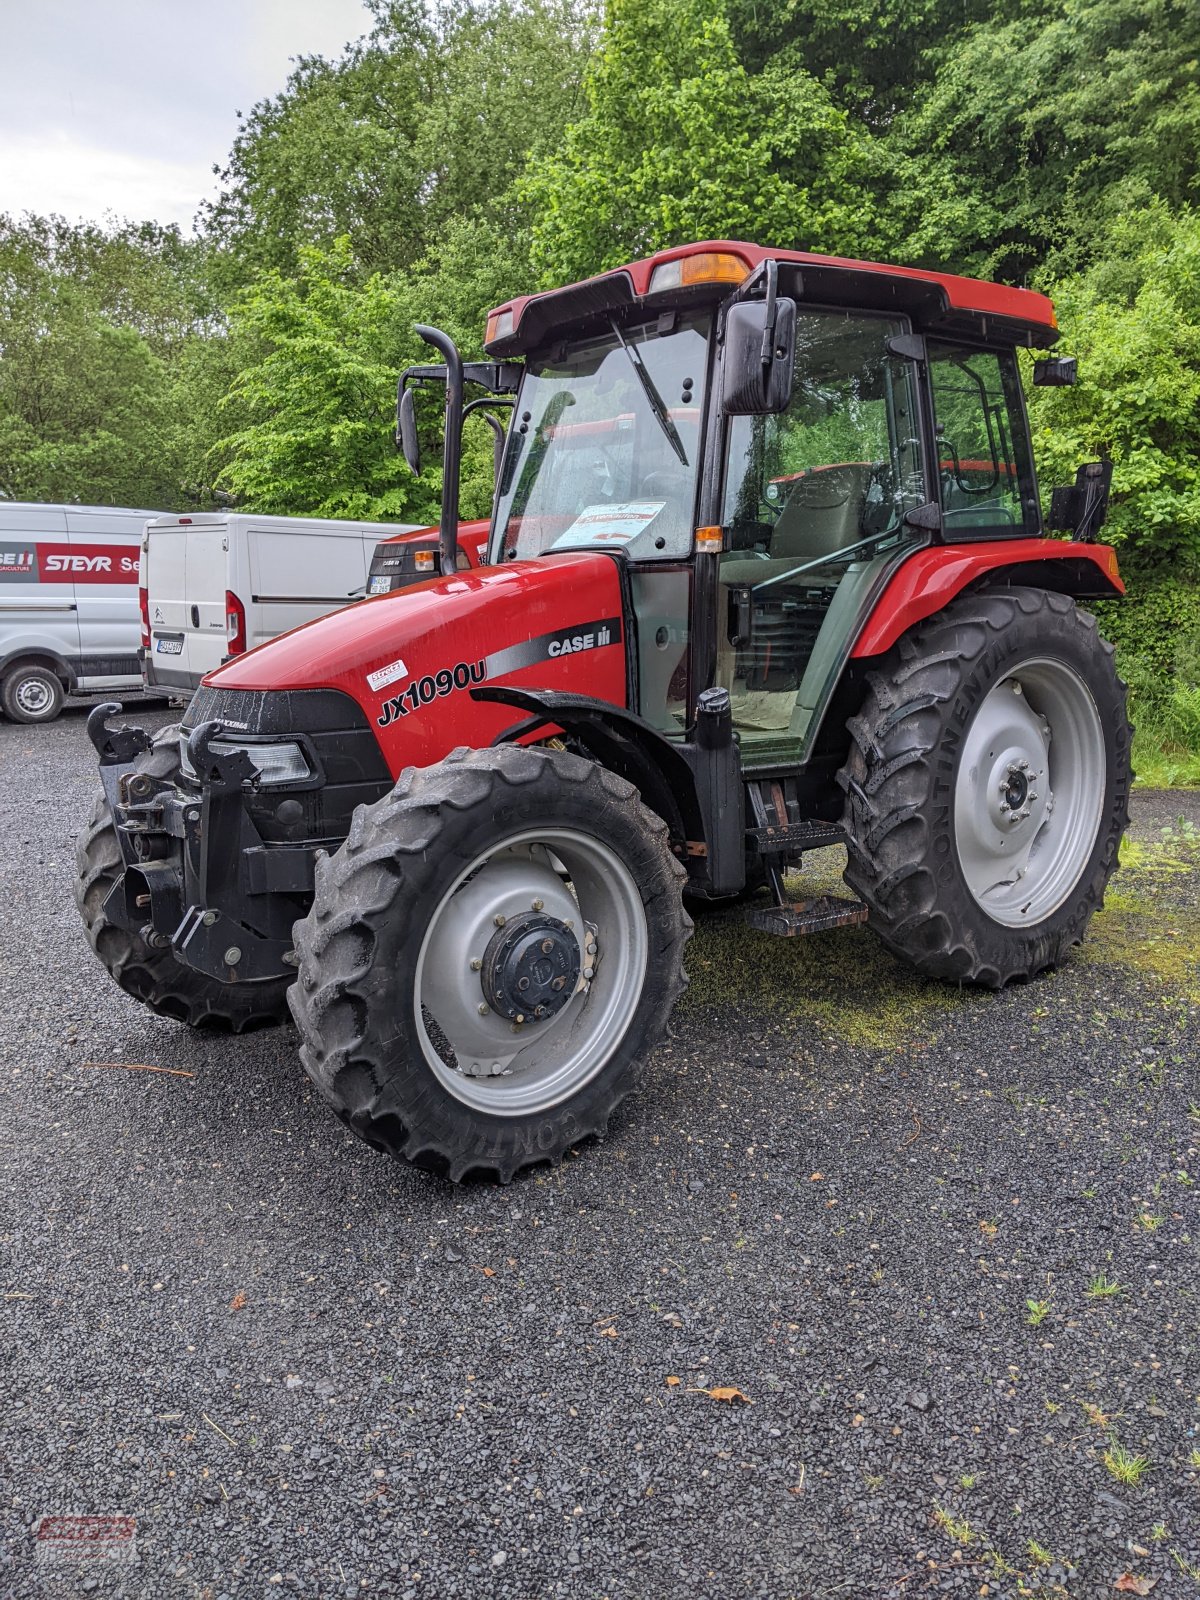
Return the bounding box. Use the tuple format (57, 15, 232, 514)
(75, 725, 292, 1030)
(3, 664, 64, 724)
(838, 587, 1130, 987)
(289, 744, 691, 1182)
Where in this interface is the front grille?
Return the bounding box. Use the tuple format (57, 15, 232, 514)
(181, 686, 392, 843)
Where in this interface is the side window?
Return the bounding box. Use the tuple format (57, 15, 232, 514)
(928, 344, 1037, 536)
(716, 312, 929, 761)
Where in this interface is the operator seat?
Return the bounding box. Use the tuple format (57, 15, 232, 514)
(767, 463, 873, 562)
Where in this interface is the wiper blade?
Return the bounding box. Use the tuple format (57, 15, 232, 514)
(608, 318, 688, 467)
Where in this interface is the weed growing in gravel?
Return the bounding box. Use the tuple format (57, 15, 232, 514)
(1188, 1447, 1200, 1469)
(1082, 1402, 1114, 1428)
(1025, 1297, 1051, 1326)
(1136, 1211, 1165, 1232)
(932, 1505, 974, 1546)
(1086, 1273, 1125, 1298)
(1151, 1521, 1169, 1542)
(1026, 1540, 1053, 1567)
(1103, 1439, 1150, 1486)
(1172, 1548, 1200, 1581)
(959, 1473, 979, 1490)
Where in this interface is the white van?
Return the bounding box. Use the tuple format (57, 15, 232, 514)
(142, 513, 421, 691)
(0, 502, 157, 723)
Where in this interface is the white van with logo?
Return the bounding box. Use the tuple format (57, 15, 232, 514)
(0, 503, 156, 723)
(142, 513, 421, 692)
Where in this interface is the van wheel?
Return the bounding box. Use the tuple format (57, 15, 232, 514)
(290, 745, 691, 1182)
(75, 725, 292, 1031)
(2, 665, 65, 723)
(839, 587, 1131, 987)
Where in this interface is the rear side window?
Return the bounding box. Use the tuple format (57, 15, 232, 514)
(928, 344, 1038, 538)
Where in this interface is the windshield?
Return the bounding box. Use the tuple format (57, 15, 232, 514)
(491, 313, 710, 562)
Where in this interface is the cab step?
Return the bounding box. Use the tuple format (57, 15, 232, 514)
(743, 894, 869, 938)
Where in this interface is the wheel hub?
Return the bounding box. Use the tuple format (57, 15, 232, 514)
(481, 911, 581, 1023)
(954, 661, 1105, 926)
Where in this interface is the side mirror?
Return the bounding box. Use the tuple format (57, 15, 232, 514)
(1047, 459, 1112, 541)
(722, 298, 796, 415)
(397, 386, 420, 474)
(1033, 356, 1077, 387)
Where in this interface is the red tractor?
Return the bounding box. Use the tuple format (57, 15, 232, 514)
(77, 241, 1129, 1182)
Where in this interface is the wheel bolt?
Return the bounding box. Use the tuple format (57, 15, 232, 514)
(477, 1002, 490, 1016)
(552, 977, 566, 991)
(583, 966, 594, 980)
(469, 957, 482, 971)
(518, 976, 530, 991)
(493, 914, 506, 928)
(531, 898, 544, 911)
(540, 938, 554, 954)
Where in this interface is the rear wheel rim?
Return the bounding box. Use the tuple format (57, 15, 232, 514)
(14, 676, 54, 716)
(954, 656, 1105, 927)
(414, 826, 649, 1115)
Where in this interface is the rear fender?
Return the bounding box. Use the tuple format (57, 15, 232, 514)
(851, 540, 1123, 659)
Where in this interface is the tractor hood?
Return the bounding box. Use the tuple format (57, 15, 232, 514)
(203, 551, 628, 772)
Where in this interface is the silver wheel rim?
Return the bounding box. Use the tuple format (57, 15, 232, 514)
(15, 676, 54, 716)
(413, 827, 649, 1115)
(953, 656, 1105, 927)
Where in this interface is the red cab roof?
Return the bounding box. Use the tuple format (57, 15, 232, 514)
(484, 239, 1058, 355)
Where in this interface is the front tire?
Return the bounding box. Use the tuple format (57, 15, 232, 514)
(75, 726, 292, 1030)
(3, 664, 64, 723)
(838, 587, 1131, 987)
(289, 745, 691, 1182)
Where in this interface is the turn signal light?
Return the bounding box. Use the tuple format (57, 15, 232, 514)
(414, 548, 436, 573)
(648, 252, 750, 295)
(485, 308, 515, 344)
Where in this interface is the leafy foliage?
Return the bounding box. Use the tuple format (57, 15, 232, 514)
(526, 0, 876, 286)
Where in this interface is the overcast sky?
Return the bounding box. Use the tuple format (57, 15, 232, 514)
(0, 0, 373, 233)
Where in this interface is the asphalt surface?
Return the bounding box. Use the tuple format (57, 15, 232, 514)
(2, 703, 1199, 1600)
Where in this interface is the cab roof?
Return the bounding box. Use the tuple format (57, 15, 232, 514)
(484, 239, 1059, 356)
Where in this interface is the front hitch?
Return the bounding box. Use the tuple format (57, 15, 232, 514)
(86, 702, 151, 766)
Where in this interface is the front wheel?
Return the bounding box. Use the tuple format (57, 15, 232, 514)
(3, 664, 64, 723)
(838, 586, 1131, 988)
(290, 745, 691, 1182)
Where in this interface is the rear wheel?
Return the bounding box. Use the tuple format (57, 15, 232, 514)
(289, 744, 691, 1182)
(3, 664, 64, 724)
(75, 726, 292, 1030)
(839, 586, 1131, 987)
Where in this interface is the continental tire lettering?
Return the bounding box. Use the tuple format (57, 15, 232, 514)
(377, 659, 485, 727)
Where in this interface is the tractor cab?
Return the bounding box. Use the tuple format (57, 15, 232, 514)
(77, 241, 1129, 1185)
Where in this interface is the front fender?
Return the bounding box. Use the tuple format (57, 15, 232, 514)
(204, 552, 629, 777)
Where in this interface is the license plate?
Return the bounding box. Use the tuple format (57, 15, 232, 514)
(368, 575, 392, 595)
(155, 636, 184, 655)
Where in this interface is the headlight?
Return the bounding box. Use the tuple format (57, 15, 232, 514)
(179, 734, 312, 785)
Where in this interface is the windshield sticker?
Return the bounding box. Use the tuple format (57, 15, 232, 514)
(550, 502, 666, 549)
(366, 656, 409, 692)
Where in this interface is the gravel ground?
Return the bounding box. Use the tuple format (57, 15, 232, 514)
(1, 704, 1198, 1600)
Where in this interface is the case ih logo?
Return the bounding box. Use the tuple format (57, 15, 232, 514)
(35, 1514, 137, 1564)
(0, 541, 139, 584)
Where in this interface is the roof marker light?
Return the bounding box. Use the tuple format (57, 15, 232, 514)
(485, 308, 515, 344)
(648, 252, 750, 295)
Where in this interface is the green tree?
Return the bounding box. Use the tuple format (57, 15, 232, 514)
(885, 0, 1200, 279)
(203, 0, 597, 285)
(1026, 204, 1200, 578)
(525, 0, 877, 287)
(0, 214, 214, 508)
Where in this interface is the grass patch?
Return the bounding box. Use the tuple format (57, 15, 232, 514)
(1025, 1297, 1051, 1327)
(680, 847, 967, 1050)
(1085, 1273, 1125, 1299)
(1081, 825, 1200, 1001)
(1103, 1439, 1150, 1486)
(932, 1505, 974, 1546)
